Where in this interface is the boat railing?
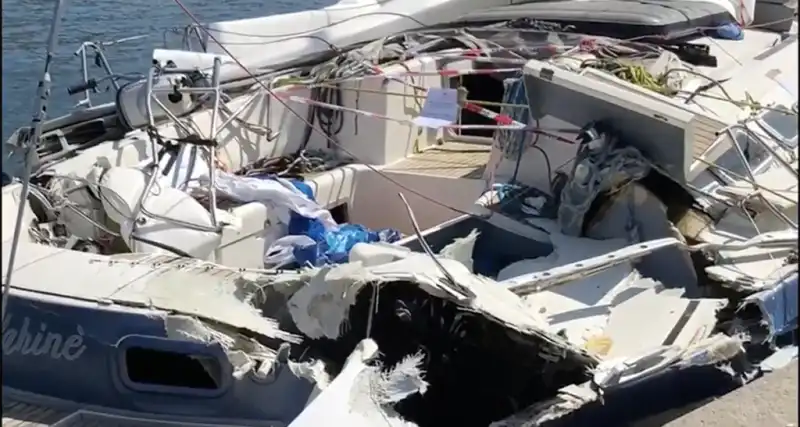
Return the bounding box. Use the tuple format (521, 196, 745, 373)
(175, 23, 208, 52)
(68, 28, 202, 109)
(4, 0, 67, 323)
(704, 120, 798, 230)
(688, 114, 798, 234)
(71, 36, 147, 108)
(730, 121, 798, 229)
(753, 102, 798, 152)
(128, 57, 226, 234)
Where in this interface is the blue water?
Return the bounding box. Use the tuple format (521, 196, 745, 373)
(1, 0, 333, 142)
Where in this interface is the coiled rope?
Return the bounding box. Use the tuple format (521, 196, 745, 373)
(557, 129, 651, 237)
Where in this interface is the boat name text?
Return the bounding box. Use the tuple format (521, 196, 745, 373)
(2, 314, 87, 361)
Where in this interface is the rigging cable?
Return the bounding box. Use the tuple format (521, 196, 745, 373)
(171, 0, 777, 225)
(296, 54, 373, 153)
(496, 76, 537, 184)
(294, 33, 496, 154)
(170, 0, 531, 221)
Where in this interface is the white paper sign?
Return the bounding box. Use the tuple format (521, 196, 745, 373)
(413, 88, 459, 129)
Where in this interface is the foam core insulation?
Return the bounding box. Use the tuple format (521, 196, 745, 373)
(438, 229, 481, 272)
(278, 259, 594, 427)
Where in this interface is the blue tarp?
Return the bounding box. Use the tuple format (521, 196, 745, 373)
(713, 22, 744, 41)
(287, 179, 401, 266)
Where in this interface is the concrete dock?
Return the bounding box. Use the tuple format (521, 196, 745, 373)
(637, 364, 798, 427)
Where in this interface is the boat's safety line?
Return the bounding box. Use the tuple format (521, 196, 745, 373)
(278, 67, 522, 92)
(273, 54, 535, 130)
(363, 63, 527, 128)
(304, 82, 532, 111)
(275, 92, 577, 144)
(277, 91, 505, 130)
(168, 0, 521, 222)
(275, 64, 579, 143)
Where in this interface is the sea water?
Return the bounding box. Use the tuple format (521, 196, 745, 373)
(2, 0, 333, 182)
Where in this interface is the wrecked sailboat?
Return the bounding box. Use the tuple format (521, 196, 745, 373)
(3, 0, 799, 425)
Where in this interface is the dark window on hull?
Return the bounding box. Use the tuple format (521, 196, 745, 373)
(125, 347, 221, 389)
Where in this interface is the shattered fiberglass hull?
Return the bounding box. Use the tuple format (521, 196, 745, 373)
(528, 272, 799, 427)
(2, 268, 797, 426)
(1, 290, 316, 426)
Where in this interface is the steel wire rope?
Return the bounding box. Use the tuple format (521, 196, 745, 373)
(171, 0, 797, 225)
(295, 33, 486, 154)
(170, 0, 503, 220)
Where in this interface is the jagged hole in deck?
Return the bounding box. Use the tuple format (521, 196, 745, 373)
(299, 281, 592, 427)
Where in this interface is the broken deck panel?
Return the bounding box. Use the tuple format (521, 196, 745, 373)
(386, 141, 490, 179)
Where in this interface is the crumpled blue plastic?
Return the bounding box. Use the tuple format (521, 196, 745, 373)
(713, 22, 744, 41)
(287, 179, 402, 266)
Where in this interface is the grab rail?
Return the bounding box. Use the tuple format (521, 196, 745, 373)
(691, 119, 798, 231)
(128, 58, 225, 235)
(71, 35, 148, 108)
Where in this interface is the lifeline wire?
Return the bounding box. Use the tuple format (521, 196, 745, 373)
(172, 0, 789, 227)
(170, 0, 523, 220)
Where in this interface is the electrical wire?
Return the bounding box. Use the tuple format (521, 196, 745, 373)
(171, 0, 797, 228)
(294, 33, 498, 154)
(171, 0, 502, 221)
(296, 55, 375, 153)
